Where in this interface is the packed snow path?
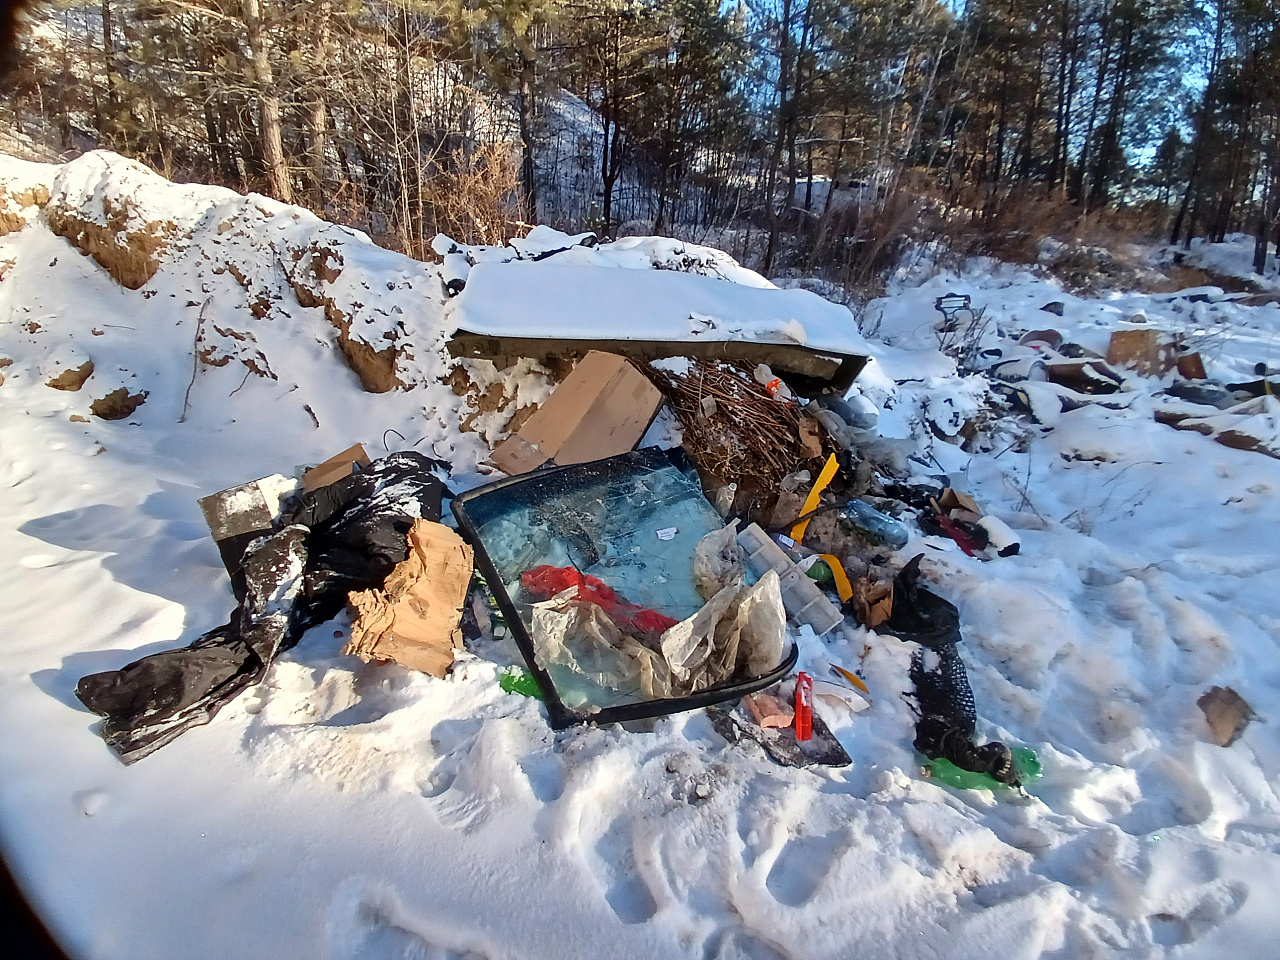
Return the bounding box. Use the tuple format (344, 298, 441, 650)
(2, 152, 1280, 959)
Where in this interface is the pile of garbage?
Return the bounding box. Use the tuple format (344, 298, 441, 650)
(74, 313, 1051, 792)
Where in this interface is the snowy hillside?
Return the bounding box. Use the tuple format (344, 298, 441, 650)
(3, 151, 1280, 960)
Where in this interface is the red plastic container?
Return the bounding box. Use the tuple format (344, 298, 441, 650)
(794, 672, 813, 741)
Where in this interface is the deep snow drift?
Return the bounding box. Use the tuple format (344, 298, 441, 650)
(2, 151, 1280, 960)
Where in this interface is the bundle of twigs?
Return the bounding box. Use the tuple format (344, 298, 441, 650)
(638, 359, 831, 488)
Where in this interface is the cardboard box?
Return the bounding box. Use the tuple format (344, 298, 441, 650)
(850, 579, 893, 628)
(303, 443, 370, 492)
(345, 519, 475, 678)
(197, 473, 301, 600)
(487, 351, 663, 475)
(938, 487, 980, 516)
(1106, 329, 1176, 377)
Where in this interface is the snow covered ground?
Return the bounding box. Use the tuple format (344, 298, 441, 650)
(3, 151, 1280, 960)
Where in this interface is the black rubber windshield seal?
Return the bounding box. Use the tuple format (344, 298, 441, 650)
(451, 451, 799, 729)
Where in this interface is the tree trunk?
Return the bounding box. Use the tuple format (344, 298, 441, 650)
(763, 0, 795, 277)
(243, 0, 292, 203)
(1072, 0, 1114, 203)
(100, 0, 119, 142)
(518, 57, 538, 223)
(1172, 0, 1224, 245)
(306, 0, 332, 207)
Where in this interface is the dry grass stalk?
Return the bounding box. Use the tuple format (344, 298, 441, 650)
(423, 144, 523, 248)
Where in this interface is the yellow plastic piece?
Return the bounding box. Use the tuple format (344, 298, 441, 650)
(831, 664, 870, 695)
(790, 454, 839, 542)
(818, 553, 854, 602)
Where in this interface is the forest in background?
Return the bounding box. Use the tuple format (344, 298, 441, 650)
(2, 0, 1277, 294)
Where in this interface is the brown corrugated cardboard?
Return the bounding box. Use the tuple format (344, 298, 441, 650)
(345, 519, 475, 678)
(938, 487, 980, 516)
(1106, 329, 1176, 377)
(488, 351, 662, 475)
(303, 443, 371, 492)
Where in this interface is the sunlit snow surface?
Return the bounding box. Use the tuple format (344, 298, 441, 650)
(3, 151, 1280, 959)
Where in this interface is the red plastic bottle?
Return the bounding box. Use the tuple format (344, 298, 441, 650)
(794, 672, 813, 741)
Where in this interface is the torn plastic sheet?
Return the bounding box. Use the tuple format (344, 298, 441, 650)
(451, 448, 797, 727)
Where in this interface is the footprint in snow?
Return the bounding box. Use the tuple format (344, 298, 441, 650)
(1148, 878, 1248, 947)
(418, 717, 540, 834)
(334, 893, 491, 960)
(763, 829, 847, 908)
(701, 928, 793, 960)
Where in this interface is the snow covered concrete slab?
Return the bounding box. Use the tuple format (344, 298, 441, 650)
(448, 260, 874, 359)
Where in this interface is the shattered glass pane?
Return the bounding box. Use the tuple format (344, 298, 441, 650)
(457, 450, 744, 712)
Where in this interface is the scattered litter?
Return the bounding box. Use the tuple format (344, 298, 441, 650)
(830, 663, 871, 696)
(923, 746, 1041, 792)
(814, 553, 854, 602)
(198, 473, 301, 597)
(811, 678, 871, 713)
(753, 363, 794, 401)
(887, 556, 1020, 786)
(77, 452, 448, 762)
(447, 262, 871, 389)
(847, 577, 893, 628)
(656, 526, 679, 541)
(738, 522, 844, 635)
(794, 672, 813, 741)
(976, 515, 1020, 557)
(838, 499, 909, 549)
(1224, 376, 1280, 399)
(1044, 359, 1123, 394)
(934, 292, 974, 329)
(1019, 328, 1063, 349)
(643, 359, 832, 502)
(1197, 686, 1256, 747)
(521, 566, 679, 640)
(499, 665, 544, 699)
(692, 522, 745, 599)
(708, 684, 851, 768)
(1176, 353, 1207, 380)
(790, 454, 840, 541)
(1163, 380, 1236, 408)
(1158, 395, 1280, 459)
(744, 692, 793, 728)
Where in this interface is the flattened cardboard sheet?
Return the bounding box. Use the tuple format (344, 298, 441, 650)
(303, 443, 371, 492)
(488, 351, 662, 475)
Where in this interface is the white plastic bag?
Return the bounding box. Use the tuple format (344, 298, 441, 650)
(692, 520, 744, 600)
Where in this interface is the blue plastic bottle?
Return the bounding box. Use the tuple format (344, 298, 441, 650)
(839, 500, 909, 549)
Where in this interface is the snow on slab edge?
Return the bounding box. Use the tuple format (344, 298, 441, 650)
(450, 260, 873, 357)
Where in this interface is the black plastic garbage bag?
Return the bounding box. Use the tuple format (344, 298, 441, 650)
(887, 554, 1018, 786)
(884, 554, 961, 648)
(75, 452, 447, 763)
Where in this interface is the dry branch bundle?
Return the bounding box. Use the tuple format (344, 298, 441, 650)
(639, 359, 833, 491)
